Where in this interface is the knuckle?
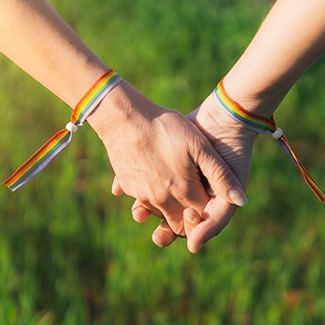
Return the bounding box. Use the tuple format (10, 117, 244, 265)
(189, 137, 206, 162)
(152, 193, 170, 207)
(174, 182, 192, 202)
(210, 163, 230, 185)
(136, 194, 149, 205)
(115, 179, 132, 197)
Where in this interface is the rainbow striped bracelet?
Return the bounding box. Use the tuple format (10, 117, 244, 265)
(214, 78, 324, 202)
(4, 70, 122, 191)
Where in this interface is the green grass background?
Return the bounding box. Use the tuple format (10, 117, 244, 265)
(0, 0, 324, 323)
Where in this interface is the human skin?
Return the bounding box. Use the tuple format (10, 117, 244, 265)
(125, 0, 325, 252)
(0, 0, 248, 236)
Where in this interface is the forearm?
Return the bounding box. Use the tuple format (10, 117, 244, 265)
(0, 0, 108, 108)
(223, 0, 325, 117)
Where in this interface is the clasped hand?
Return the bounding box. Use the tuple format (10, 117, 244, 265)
(88, 80, 255, 253)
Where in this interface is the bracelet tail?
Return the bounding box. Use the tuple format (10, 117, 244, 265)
(278, 135, 324, 202)
(4, 70, 122, 192)
(4, 129, 72, 191)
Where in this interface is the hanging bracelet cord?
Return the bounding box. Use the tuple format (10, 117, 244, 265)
(4, 69, 122, 191)
(214, 78, 324, 202)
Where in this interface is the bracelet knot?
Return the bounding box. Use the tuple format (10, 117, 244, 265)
(4, 69, 122, 191)
(213, 78, 324, 202)
(66, 122, 78, 133)
(271, 127, 283, 140)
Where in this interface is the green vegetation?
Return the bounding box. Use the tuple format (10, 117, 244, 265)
(0, 0, 324, 323)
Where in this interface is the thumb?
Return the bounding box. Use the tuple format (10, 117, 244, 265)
(196, 143, 248, 207)
(187, 196, 235, 253)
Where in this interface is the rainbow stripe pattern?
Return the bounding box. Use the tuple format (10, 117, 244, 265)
(214, 78, 324, 202)
(4, 70, 122, 191)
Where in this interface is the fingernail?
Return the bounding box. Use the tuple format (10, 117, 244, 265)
(229, 188, 248, 207)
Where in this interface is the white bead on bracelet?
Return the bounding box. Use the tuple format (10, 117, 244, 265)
(65, 122, 78, 133)
(272, 127, 283, 139)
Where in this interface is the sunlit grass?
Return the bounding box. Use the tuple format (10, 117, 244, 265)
(0, 0, 324, 323)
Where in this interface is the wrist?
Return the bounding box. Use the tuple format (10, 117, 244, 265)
(87, 80, 129, 139)
(87, 80, 162, 141)
(197, 91, 258, 145)
(222, 73, 284, 119)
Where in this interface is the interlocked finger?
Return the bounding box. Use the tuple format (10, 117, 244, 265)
(131, 200, 163, 223)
